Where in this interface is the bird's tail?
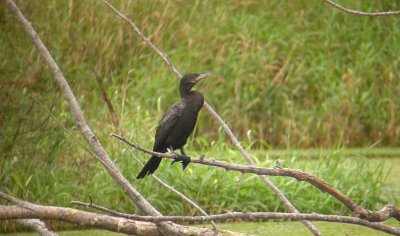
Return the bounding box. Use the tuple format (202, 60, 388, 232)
(136, 156, 162, 179)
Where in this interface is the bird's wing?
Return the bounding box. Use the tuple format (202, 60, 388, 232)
(153, 101, 185, 150)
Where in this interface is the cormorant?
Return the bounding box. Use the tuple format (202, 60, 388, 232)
(136, 72, 210, 179)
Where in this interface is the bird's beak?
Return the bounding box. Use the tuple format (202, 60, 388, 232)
(192, 72, 211, 83)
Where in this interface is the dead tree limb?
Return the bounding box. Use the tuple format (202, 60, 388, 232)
(101, 1, 320, 235)
(323, 0, 400, 17)
(0, 192, 239, 236)
(112, 134, 400, 223)
(1, 205, 163, 236)
(1, 191, 398, 235)
(70, 201, 400, 235)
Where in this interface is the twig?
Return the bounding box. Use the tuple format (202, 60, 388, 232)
(3, 1, 187, 235)
(70, 201, 400, 235)
(30, 94, 96, 157)
(101, 1, 321, 234)
(323, 0, 400, 17)
(92, 69, 121, 131)
(112, 134, 400, 223)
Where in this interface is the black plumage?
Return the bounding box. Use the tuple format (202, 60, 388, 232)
(136, 72, 210, 179)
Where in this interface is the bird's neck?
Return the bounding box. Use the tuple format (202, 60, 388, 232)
(180, 87, 191, 99)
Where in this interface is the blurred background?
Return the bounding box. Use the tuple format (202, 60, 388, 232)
(1, 0, 399, 234)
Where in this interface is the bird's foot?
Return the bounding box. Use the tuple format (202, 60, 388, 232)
(170, 152, 191, 170)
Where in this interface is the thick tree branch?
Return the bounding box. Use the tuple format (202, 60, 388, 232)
(73, 201, 400, 235)
(2, 191, 399, 235)
(0, 191, 234, 236)
(101, 1, 320, 234)
(112, 134, 400, 223)
(323, 0, 400, 17)
(0, 205, 160, 236)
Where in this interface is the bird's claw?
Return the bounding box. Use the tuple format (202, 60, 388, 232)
(170, 152, 191, 170)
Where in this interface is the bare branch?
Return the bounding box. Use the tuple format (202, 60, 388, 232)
(151, 175, 218, 230)
(0, 191, 230, 236)
(112, 134, 400, 223)
(13, 219, 58, 236)
(323, 0, 400, 17)
(70, 201, 400, 235)
(101, 1, 320, 234)
(1, 205, 160, 236)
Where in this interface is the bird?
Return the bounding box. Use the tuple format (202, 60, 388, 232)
(136, 72, 210, 179)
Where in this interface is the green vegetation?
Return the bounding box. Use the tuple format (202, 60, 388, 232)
(1, 1, 399, 148)
(1, 0, 399, 235)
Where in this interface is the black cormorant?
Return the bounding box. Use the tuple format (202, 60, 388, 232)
(136, 72, 210, 179)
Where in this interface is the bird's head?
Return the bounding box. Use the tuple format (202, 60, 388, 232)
(180, 72, 211, 90)
(180, 72, 211, 92)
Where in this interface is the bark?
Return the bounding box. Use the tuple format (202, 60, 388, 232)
(13, 219, 58, 236)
